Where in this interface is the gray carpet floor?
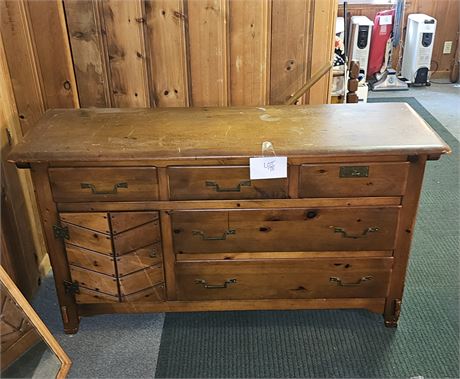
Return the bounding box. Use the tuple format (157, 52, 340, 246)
(31, 97, 459, 378)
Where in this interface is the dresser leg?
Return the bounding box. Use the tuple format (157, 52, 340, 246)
(61, 305, 80, 334)
(384, 298, 401, 328)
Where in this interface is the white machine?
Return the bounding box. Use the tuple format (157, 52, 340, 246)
(348, 16, 373, 82)
(401, 14, 437, 85)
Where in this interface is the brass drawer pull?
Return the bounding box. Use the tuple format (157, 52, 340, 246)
(330, 276, 373, 287)
(205, 180, 251, 192)
(339, 166, 369, 178)
(331, 226, 379, 239)
(194, 278, 237, 289)
(80, 182, 128, 195)
(192, 229, 236, 241)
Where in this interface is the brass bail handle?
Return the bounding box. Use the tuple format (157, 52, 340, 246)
(80, 182, 128, 195)
(331, 226, 379, 239)
(192, 229, 236, 241)
(206, 180, 251, 193)
(330, 276, 373, 287)
(195, 278, 237, 289)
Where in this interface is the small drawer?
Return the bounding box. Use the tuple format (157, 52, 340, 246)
(176, 258, 392, 301)
(171, 207, 400, 253)
(299, 162, 409, 198)
(49, 167, 159, 202)
(168, 166, 288, 200)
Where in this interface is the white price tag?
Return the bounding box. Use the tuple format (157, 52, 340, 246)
(379, 15, 392, 25)
(249, 157, 287, 180)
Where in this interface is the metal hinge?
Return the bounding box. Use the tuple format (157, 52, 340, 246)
(63, 281, 80, 294)
(53, 225, 69, 240)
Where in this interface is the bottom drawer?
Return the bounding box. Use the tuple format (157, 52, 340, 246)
(176, 258, 392, 301)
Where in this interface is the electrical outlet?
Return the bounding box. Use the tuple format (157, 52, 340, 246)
(443, 41, 453, 54)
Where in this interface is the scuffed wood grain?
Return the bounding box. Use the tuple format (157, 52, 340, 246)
(8, 104, 451, 163)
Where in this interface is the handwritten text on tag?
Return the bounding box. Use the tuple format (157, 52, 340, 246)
(249, 157, 287, 180)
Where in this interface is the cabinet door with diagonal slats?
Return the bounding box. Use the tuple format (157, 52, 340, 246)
(58, 211, 165, 304)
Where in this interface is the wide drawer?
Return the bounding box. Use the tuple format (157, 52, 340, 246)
(49, 167, 159, 202)
(299, 162, 409, 197)
(168, 166, 288, 200)
(176, 258, 393, 300)
(171, 207, 400, 253)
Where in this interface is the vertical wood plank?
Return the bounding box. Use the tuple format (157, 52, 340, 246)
(26, 0, 79, 108)
(307, 0, 337, 105)
(0, 35, 45, 298)
(144, 0, 189, 107)
(64, 0, 111, 108)
(269, 0, 311, 104)
(229, 0, 270, 106)
(0, 0, 44, 135)
(101, 0, 150, 107)
(187, 0, 228, 106)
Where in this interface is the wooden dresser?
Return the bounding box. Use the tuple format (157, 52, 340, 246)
(9, 104, 449, 333)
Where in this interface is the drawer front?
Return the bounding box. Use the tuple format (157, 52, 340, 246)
(299, 162, 409, 197)
(176, 258, 392, 300)
(49, 167, 159, 202)
(172, 207, 400, 253)
(168, 166, 288, 200)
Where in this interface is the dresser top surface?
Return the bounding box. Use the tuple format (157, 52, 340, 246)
(9, 103, 450, 163)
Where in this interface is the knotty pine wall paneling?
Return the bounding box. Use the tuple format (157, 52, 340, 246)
(63, 0, 338, 108)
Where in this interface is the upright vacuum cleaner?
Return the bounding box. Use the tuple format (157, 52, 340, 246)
(368, 0, 408, 91)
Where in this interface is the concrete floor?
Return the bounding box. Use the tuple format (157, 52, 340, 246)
(368, 80, 460, 140)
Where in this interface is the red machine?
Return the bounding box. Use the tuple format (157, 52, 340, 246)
(367, 9, 395, 79)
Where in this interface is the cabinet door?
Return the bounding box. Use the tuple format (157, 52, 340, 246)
(58, 212, 165, 304)
(111, 212, 165, 302)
